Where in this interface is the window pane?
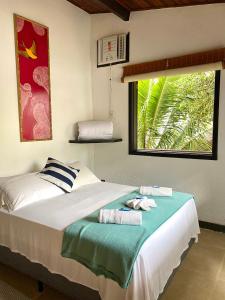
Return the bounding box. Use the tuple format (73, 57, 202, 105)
(137, 71, 216, 153)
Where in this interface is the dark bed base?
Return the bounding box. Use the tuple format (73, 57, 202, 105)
(0, 239, 194, 300)
(0, 245, 100, 300)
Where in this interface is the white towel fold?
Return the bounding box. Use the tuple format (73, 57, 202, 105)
(140, 186, 172, 197)
(78, 121, 113, 140)
(126, 198, 157, 211)
(99, 209, 142, 225)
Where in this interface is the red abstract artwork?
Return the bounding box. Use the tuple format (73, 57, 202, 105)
(14, 14, 52, 141)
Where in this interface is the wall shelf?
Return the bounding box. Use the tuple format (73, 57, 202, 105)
(69, 138, 122, 144)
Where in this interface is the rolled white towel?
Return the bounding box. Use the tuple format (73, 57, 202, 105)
(126, 198, 157, 211)
(99, 209, 142, 226)
(78, 134, 113, 141)
(78, 121, 113, 140)
(140, 186, 172, 197)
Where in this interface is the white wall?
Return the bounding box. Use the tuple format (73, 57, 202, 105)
(0, 0, 93, 176)
(91, 4, 225, 225)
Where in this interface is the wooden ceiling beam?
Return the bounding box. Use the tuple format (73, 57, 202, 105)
(96, 0, 130, 21)
(67, 0, 225, 18)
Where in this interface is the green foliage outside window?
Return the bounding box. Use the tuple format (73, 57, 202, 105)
(137, 71, 215, 152)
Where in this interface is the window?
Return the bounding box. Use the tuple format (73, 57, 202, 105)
(129, 70, 220, 160)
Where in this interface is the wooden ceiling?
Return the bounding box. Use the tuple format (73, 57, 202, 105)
(67, 0, 225, 21)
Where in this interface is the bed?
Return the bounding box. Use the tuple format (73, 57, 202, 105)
(0, 177, 200, 300)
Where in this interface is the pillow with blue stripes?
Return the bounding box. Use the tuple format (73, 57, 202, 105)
(39, 158, 80, 193)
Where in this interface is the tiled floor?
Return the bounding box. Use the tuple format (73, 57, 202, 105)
(0, 229, 225, 300)
(161, 229, 225, 300)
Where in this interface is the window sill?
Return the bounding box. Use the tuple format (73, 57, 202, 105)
(129, 150, 217, 160)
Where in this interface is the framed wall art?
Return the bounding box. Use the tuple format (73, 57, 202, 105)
(14, 14, 52, 142)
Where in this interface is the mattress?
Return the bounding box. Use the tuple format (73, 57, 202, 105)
(0, 182, 200, 300)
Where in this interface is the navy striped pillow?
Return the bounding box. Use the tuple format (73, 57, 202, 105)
(39, 158, 80, 193)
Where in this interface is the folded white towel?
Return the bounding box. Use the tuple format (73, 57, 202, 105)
(140, 186, 172, 197)
(99, 209, 142, 225)
(78, 121, 113, 140)
(126, 198, 157, 211)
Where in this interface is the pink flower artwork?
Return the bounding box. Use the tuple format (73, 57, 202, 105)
(16, 18, 24, 32)
(33, 103, 51, 139)
(20, 83, 32, 113)
(14, 15, 52, 141)
(33, 66, 49, 94)
(32, 23, 45, 36)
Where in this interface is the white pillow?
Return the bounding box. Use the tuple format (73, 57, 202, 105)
(0, 172, 64, 212)
(68, 161, 100, 189)
(0, 161, 100, 212)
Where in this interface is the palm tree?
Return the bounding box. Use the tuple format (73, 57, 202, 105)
(137, 71, 215, 152)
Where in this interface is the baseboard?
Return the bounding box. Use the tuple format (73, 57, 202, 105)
(199, 220, 225, 233)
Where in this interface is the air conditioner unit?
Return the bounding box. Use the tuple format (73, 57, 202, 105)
(97, 33, 129, 67)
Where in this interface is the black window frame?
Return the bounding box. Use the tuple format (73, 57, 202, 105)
(129, 70, 220, 160)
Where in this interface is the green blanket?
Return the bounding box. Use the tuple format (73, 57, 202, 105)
(61, 191, 193, 288)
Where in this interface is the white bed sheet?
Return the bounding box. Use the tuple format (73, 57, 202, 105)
(0, 182, 200, 300)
